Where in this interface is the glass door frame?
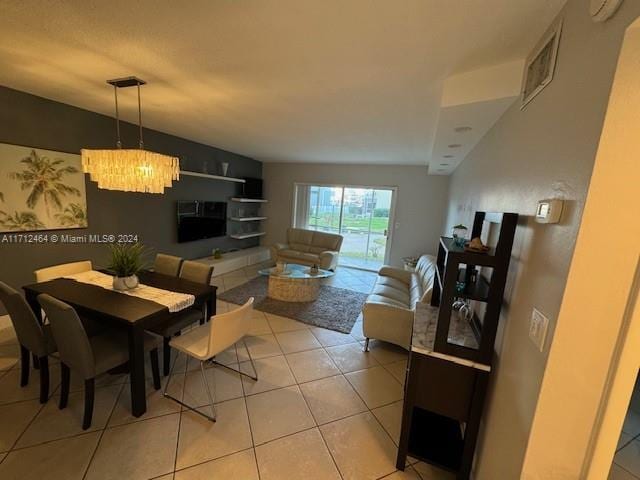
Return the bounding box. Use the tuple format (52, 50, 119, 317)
(292, 182, 398, 270)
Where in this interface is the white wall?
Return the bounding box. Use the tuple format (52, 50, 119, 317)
(443, 0, 640, 478)
(262, 163, 449, 266)
(523, 20, 640, 479)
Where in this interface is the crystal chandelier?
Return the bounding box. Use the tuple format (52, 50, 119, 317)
(81, 77, 180, 194)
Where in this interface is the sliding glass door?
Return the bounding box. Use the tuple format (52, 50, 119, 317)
(294, 184, 395, 270)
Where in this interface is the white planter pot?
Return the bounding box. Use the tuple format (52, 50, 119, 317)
(113, 274, 139, 291)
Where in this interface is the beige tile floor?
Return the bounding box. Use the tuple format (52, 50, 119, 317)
(0, 267, 454, 480)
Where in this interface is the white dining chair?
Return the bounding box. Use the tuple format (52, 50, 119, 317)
(163, 298, 257, 422)
(34, 260, 93, 282)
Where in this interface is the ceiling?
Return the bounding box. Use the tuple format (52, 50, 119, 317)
(0, 0, 566, 167)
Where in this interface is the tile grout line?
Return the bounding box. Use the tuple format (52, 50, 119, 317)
(235, 341, 262, 480)
(272, 329, 345, 480)
(81, 381, 126, 480)
(7, 382, 127, 454)
(311, 316, 408, 475)
(171, 350, 187, 479)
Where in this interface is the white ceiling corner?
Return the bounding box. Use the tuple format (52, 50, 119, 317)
(0, 0, 566, 166)
(428, 60, 524, 176)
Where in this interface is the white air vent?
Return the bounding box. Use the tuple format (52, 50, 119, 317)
(590, 0, 623, 22)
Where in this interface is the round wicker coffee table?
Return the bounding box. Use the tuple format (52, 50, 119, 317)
(258, 263, 334, 302)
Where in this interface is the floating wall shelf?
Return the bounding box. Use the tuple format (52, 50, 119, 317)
(230, 197, 268, 203)
(229, 217, 268, 222)
(180, 170, 246, 183)
(229, 232, 267, 240)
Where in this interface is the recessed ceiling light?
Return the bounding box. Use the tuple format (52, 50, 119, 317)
(443, 154, 454, 158)
(448, 144, 462, 148)
(454, 126, 472, 133)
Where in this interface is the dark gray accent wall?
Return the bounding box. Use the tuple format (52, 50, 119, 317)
(0, 86, 262, 301)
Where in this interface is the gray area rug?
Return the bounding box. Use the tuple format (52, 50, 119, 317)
(218, 276, 367, 334)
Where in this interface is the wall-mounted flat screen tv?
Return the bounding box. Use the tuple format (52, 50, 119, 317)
(177, 201, 227, 243)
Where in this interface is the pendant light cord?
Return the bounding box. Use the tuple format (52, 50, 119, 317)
(114, 85, 122, 149)
(137, 81, 144, 149)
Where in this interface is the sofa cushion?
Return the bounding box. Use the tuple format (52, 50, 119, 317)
(371, 284, 411, 305)
(289, 243, 311, 253)
(366, 294, 409, 309)
(415, 254, 436, 303)
(311, 231, 342, 251)
(288, 228, 314, 246)
(279, 249, 320, 264)
(376, 276, 408, 292)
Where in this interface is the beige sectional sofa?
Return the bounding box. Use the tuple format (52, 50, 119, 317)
(271, 228, 344, 271)
(362, 254, 436, 350)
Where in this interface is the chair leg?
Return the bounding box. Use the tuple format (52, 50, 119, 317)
(59, 363, 70, 410)
(39, 356, 49, 404)
(364, 338, 370, 352)
(83, 378, 95, 430)
(207, 339, 258, 381)
(150, 348, 161, 390)
(241, 339, 258, 381)
(163, 337, 171, 376)
(163, 351, 216, 422)
(199, 361, 216, 421)
(19, 345, 30, 387)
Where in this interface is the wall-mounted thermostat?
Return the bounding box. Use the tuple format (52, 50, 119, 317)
(535, 199, 564, 224)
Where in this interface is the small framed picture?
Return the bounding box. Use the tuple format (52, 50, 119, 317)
(521, 19, 563, 109)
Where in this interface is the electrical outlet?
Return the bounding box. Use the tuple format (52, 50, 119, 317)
(529, 308, 549, 352)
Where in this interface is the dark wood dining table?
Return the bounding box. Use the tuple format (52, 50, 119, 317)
(23, 270, 216, 417)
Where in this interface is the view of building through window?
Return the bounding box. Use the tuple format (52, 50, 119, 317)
(305, 185, 393, 270)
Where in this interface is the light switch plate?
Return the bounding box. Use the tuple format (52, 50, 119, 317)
(529, 308, 549, 352)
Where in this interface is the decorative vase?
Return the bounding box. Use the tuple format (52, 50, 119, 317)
(213, 248, 222, 259)
(310, 264, 319, 275)
(113, 274, 139, 291)
(452, 225, 468, 247)
(221, 162, 229, 176)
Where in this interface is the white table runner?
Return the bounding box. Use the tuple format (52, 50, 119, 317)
(64, 270, 195, 313)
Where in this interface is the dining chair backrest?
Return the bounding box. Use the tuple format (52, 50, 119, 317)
(34, 261, 93, 282)
(153, 254, 183, 277)
(0, 281, 48, 357)
(38, 293, 95, 379)
(179, 261, 213, 285)
(206, 298, 254, 358)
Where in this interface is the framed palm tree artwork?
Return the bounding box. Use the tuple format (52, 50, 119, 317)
(0, 143, 88, 232)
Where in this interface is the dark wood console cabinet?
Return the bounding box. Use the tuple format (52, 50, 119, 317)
(396, 211, 518, 479)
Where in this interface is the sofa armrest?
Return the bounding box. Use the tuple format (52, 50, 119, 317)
(273, 243, 288, 252)
(270, 243, 289, 261)
(319, 251, 339, 270)
(377, 266, 413, 285)
(362, 301, 414, 349)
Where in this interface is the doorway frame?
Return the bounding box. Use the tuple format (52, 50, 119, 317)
(291, 182, 398, 270)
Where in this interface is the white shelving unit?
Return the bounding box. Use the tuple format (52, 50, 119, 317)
(229, 197, 267, 241)
(229, 216, 268, 222)
(229, 232, 266, 240)
(230, 197, 268, 203)
(180, 170, 246, 183)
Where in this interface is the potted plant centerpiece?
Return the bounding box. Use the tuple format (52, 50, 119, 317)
(108, 242, 147, 291)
